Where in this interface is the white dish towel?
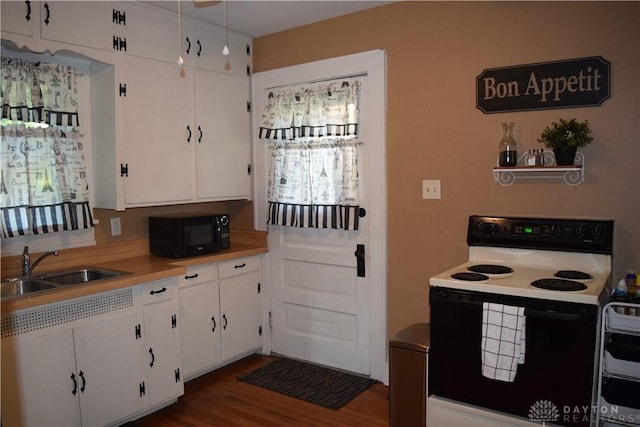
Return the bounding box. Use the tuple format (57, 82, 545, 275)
(481, 302, 526, 382)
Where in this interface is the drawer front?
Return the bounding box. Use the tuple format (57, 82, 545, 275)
(142, 278, 177, 305)
(218, 256, 261, 279)
(179, 264, 217, 287)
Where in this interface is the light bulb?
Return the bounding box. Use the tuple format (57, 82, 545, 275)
(223, 45, 229, 56)
(177, 55, 184, 65)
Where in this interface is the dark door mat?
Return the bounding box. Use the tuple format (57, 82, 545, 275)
(237, 358, 379, 410)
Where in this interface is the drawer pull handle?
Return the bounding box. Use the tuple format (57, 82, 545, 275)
(149, 287, 167, 295)
(234, 263, 246, 269)
(223, 314, 228, 330)
(212, 316, 216, 333)
(184, 273, 199, 280)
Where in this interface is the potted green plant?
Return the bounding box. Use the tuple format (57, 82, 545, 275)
(537, 118, 593, 166)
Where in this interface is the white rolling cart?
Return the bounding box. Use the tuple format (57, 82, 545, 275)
(595, 302, 640, 426)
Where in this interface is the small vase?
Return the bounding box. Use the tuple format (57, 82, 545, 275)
(553, 146, 578, 166)
(498, 122, 518, 167)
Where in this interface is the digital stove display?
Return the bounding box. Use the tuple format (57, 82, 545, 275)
(511, 223, 559, 237)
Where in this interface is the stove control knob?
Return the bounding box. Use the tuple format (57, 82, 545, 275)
(549, 225, 561, 238)
(475, 222, 498, 234)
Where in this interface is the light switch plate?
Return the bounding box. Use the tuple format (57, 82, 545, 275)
(422, 180, 441, 199)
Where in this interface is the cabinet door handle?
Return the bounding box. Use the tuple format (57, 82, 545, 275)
(234, 263, 246, 269)
(149, 348, 155, 368)
(79, 371, 86, 393)
(197, 126, 203, 143)
(71, 372, 78, 395)
(184, 273, 199, 280)
(149, 287, 167, 295)
(212, 316, 216, 333)
(26, 0, 32, 22)
(185, 36, 191, 54)
(222, 314, 228, 330)
(187, 125, 192, 143)
(43, 2, 50, 25)
(197, 39, 202, 57)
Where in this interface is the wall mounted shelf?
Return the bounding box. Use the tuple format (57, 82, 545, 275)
(493, 151, 584, 186)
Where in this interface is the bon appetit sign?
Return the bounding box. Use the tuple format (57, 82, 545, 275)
(476, 57, 610, 113)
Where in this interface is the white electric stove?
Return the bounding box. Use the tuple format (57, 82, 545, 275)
(428, 215, 614, 427)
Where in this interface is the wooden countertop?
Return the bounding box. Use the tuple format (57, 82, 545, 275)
(1, 231, 267, 313)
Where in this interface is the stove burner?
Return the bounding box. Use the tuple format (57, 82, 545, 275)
(531, 278, 588, 291)
(468, 264, 514, 275)
(452, 272, 489, 281)
(554, 270, 593, 281)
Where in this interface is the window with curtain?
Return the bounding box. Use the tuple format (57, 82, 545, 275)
(1, 57, 93, 238)
(258, 77, 362, 231)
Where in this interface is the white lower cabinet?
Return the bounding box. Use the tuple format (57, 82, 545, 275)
(179, 255, 262, 380)
(1, 288, 144, 426)
(1, 278, 186, 426)
(141, 278, 184, 409)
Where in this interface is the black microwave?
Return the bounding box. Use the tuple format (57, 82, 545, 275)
(149, 213, 230, 258)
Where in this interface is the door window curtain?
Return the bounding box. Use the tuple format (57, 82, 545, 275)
(1, 57, 93, 238)
(259, 77, 362, 231)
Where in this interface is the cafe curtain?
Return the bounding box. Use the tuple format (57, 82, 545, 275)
(1, 57, 93, 238)
(258, 77, 362, 231)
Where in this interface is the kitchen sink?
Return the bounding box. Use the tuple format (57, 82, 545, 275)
(42, 268, 127, 285)
(2, 267, 131, 300)
(1, 279, 57, 298)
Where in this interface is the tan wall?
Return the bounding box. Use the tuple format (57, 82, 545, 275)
(252, 1, 640, 339)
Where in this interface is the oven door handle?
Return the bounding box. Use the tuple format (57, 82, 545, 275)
(525, 309, 594, 322)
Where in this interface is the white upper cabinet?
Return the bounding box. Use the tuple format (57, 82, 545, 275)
(120, 3, 182, 64)
(39, 1, 120, 52)
(1, 1, 36, 38)
(120, 55, 195, 206)
(195, 69, 251, 201)
(188, 19, 252, 77)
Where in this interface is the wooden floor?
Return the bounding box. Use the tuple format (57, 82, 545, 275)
(132, 354, 390, 427)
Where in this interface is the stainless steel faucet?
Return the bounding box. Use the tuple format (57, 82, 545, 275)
(22, 246, 59, 278)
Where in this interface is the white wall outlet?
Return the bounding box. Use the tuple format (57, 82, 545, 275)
(110, 217, 122, 236)
(422, 180, 441, 200)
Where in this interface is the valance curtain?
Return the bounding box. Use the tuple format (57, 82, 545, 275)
(1, 57, 93, 238)
(259, 78, 362, 231)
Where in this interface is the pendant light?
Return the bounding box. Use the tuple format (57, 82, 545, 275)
(177, 0, 184, 65)
(222, 0, 229, 56)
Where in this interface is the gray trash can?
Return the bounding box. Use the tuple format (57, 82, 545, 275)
(389, 323, 430, 427)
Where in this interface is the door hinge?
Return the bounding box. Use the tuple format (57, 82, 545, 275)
(268, 311, 272, 329)
(171, 314, 177, 329)
(247, 164, 252, 176)
(120, 163, 129, 177)
(246, 65, 251, 76)
(119, 83, 127, 97)
(112, 9, 126, 25)
(175, 368, 181, 383)
(113, 36, 127, 51)
(135, 323, 141, 339)
(139, 382, 146, 396)
(259, 325, 262, 336)
(246, 101, 251, 113)
(257, 282, 261, 293)
(246, 44, 251, 57)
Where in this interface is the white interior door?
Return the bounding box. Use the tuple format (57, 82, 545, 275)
(252, 50, 387, 382)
